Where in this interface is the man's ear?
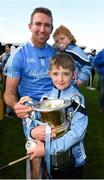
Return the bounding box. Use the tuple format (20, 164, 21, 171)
(28, 23, 32, 32)
(51, 26, 54, 33)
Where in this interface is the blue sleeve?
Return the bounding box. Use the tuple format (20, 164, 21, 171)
(50, 112, 88, 154)
(4, 49, 23, 78)
(77, 63, 91, 83)
(65, 45, 91, 83)
(94, 51, 104, 66)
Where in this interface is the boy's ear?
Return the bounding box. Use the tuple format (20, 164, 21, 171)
(72, 71, 77, 80)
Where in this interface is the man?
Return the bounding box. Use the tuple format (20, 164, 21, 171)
(4, 7, 55, 179)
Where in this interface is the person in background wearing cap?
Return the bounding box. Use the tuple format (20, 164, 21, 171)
(53, 25, 91, 87)
(87, 49, 96, 90)
(94, 49, 104, 113)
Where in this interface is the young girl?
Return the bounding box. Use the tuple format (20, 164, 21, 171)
(53, 25, 91, 86)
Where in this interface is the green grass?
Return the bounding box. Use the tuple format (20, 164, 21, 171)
(0, 73, 104, 179)
(80, 75, 104, 178)
(0, 117, 26, 179)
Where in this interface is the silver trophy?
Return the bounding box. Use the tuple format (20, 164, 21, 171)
(31, 95, 82, 169)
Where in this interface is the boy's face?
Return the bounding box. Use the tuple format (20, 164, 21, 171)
(49, 65, 75, 90)
(54, 34, 70, 51)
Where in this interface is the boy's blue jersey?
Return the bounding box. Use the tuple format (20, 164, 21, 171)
(42, 84, 88, 167)
(23, 83, 88, 167)
(4, 41, 56, 101)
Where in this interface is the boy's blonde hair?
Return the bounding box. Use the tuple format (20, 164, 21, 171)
(49, 53, 76, 72)
(53, 25, 76, 44)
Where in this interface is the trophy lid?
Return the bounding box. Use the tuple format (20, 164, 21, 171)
(32, 99, 72, 112)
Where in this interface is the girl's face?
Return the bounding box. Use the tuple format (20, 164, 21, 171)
(54, 34, 70, 50)
(49, 65, 75, 90)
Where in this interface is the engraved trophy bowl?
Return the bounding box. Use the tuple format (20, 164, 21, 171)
(32, 99, 73, 137)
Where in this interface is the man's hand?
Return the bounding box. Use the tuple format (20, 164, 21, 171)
(14, 103, 32, 118)
(14, 96, 32, 118)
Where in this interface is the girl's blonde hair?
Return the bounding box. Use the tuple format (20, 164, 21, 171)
(53, 25, 76, 44)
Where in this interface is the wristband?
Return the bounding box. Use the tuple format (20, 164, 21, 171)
(25, 139, 37, 150)
(30, 128, 35, 140)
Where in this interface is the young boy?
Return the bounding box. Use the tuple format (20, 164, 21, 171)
(19, 53, 88, 179)
(53, 25, 91, 86)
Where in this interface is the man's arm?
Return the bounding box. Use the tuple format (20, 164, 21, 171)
(4, 77, 20, 110)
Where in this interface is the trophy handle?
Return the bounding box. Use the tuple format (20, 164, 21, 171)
(71, 94, 82, 117)
(66, 94, 82, 121)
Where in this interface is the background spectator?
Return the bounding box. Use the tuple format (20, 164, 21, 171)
(94, 49, 104, 113)
(87, 49, 96, 90)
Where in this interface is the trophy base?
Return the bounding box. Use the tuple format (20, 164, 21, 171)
(50, 148, 71, 168)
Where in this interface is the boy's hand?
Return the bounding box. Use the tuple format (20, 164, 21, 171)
(27, 140, 45, 160)
(31, 125, 56, 141)
(31, 126, 46, 141)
